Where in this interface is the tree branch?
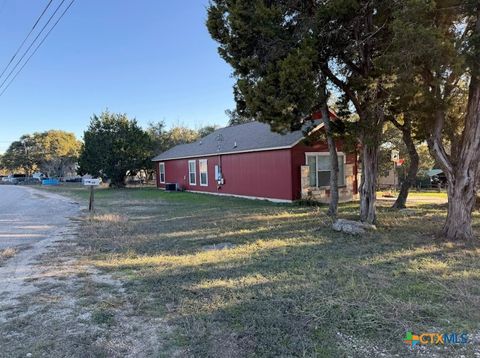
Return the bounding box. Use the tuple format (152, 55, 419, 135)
(386, 114, 404, 130)
(339, 54, 363, 76)
(321, 65, 363, 115)
(427, 109, 453, 178)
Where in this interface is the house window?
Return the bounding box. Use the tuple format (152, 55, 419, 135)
(306, 153, 345, 187)
(188, 160, 196, 185)
(159, 163, 165, 184)
(199, 159, 208, 186)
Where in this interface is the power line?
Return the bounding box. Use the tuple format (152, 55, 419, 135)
(0, 0, 54, 81)
(0, 0, 65, 91)
(0, 0, 68, 94)
(0, 0, 75, 98)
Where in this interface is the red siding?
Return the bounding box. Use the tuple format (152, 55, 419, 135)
(156, 138, 358, 202)
(158, 149, 294, 201)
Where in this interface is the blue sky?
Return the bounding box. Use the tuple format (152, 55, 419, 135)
(0, 0, 235, 152)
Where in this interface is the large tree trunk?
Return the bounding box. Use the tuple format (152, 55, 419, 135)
(428, 107, 480, 240)
(392, 118, 419, 209)
(109, 171, 127, 188)
(325, 119, 339, 217)
(427, 108, 480, 240)
(359, 107, 383, 224)
(440, 76, 480, 239)
(439, 8, 480, 240)
(427, 27, 480, 240)
(359, 142, 378, 224)
(443, 173, 477, 240)
(319, 77, 339, 217)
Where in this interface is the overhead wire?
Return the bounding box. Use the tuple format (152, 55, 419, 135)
(0, 0, 76, 96)
(0, 0, 54, 81)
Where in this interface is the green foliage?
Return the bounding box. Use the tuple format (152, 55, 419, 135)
(0, 131, 80, 177)
(78, 111, 152, 187)
(0, 156, 6, 175)
(380, 0, 474, 152)
(198, 125, 221, 138)
(207, 1, 392, 133)
(147, 121, 221, 157)
(225, 85, 253, 125)
(35, 130, 81, 177)
(147, 121, 198, 154)
(146, 121, 169, 155)
(225, 108, 252, 126)
(207, 1, 322, 132)
(1, 135, 39, 175)
(163, 126, 199, 148)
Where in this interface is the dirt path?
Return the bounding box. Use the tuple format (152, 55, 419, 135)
(0, 186, 79, 303)
(0, 185, 79, 249)
(377, 193, 448, 206)
(0, 186, 168, 357)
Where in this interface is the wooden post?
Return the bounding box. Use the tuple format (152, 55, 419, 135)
(84, 178, 100, 213)
(89, 185, 95, 212)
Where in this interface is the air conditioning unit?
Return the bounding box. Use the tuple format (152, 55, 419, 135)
(165, 183, 178, 191)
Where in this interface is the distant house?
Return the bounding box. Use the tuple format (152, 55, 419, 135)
(378, 168, 396, 189)
(152, 114, 358, 203)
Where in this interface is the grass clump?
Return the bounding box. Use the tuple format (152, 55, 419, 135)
(91, 308, 115, 326)
(0, 247, 17, 265)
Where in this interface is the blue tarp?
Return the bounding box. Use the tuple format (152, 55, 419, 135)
(42, 179, 59, 186)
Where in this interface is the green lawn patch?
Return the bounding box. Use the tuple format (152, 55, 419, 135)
(40, 185, 480, 356)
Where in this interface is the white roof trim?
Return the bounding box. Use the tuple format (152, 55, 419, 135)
(152, 123, 325, 162)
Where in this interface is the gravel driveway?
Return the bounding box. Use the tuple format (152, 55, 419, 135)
(0, 186, 164, 357)
(0, 185, 79, 305)
(0, 185, 78, 250)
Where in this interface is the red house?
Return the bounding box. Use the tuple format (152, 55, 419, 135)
(152, 119, 358, 203)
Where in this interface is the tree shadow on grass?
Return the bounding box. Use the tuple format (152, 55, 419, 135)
(78, 189, 480, 356)
(106, 227, 480, 357)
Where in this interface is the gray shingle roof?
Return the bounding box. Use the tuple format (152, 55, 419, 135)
(152, 121, 323, 161)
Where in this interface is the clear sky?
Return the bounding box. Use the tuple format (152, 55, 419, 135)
(0, 0, 235, 152)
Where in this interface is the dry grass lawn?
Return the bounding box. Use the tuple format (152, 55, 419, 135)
(37, 185, 480, 357)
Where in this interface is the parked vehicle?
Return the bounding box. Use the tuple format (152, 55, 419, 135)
(21, 177, 44, 185)
(431, 172, 448, 189)
(65, 177, 82, 183)
(4, 176, 18, 184)
(32, 173, 46, 182)
(1, 174, 41, 184)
